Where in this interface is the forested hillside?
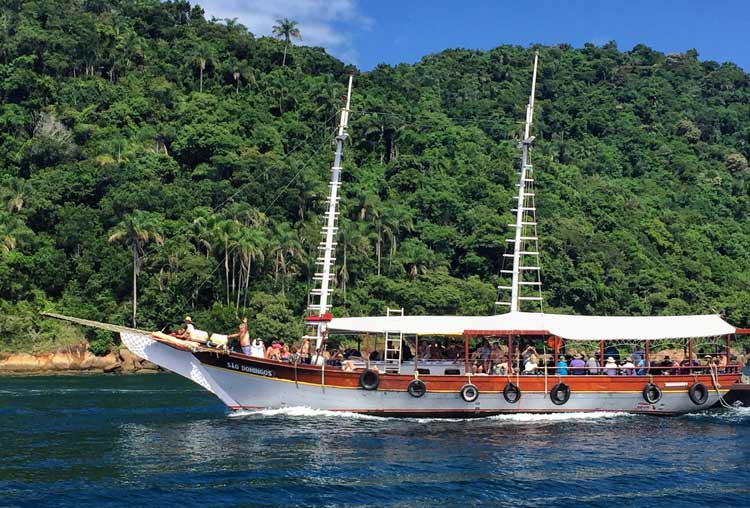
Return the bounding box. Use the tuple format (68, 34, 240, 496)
(2, 0, 750, 353)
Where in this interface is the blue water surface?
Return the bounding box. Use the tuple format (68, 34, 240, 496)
(1, 373, 749, 508)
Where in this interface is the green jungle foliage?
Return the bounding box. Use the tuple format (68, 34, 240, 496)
(1, 0, 750, 353)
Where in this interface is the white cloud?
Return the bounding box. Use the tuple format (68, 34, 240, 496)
(196, 0, 372, 64)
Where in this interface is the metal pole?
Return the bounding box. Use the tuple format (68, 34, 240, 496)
(464, 334, 470, 375)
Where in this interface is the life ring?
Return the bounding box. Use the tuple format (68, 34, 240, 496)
(359, 369, 380, 390)
(688, 382, 709, 405)
(407, 379, 427, 398)
(642, 383, 662, 404)
(550, 382, 571, 405)
(460, 383, 479, 403)
(547, 336, 564, 349)
(503, 382, 522, 404)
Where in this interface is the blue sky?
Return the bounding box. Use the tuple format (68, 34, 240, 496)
(197, 0, 750, 71)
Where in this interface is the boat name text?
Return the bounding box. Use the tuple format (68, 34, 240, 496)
(226, 362, 274, 377)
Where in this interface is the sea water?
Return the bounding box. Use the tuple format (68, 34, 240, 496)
(1, 374, 749, 508)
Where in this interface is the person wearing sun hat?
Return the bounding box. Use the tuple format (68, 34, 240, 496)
(604, 356, 618, 376)
(177, 316, 195, 340)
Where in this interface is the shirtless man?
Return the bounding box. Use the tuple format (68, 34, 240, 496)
(228, 320, 251, 354)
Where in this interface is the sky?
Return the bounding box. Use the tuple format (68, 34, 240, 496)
(196, 0, 750, 71)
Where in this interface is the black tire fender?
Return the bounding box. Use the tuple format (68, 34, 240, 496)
(550, 382, 571, 405)
(359, 369, 380, 390)
(642, 383, 662, 404)
(460, 383, 479, 403)
(688, 382, 709, 405)
(407, 379, 427, 398)
(503, 382, 522, 404)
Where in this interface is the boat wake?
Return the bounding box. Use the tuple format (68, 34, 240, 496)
(228, 407, 631, 424)
(684, 406, 750, 423)
(228, 406, 385, 420)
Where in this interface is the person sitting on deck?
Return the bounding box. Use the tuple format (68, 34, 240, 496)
(300, 338, 312, 364)
(570, 354, 586, 375)
(249, 337, 265, 359)
(493, 357, 512, 375)
(636, 357, 647, 375)
(522, 346, 538, 367)
(604, 357, 618, 376)
(620, 357, 635, 375)
(280, 344, 291, 362)
(557, 355, 569, 375)
(267, 341, 282, 361)
(342, 358, 356, 372)
(658, 356, 673, 375)
(176, 316, 195, 340)
(742, 359, 750, 384)
(524, 354, 539, 375)
(586, 354, 599, 375)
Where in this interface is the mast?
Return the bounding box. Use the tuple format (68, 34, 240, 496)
(498, 52, 543, 313)
(307, 74, 353, 346)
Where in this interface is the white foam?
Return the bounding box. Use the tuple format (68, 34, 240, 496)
(228, 406, 385, 420)
(487, 411, 629, 423)
(685, 406, 750, 423)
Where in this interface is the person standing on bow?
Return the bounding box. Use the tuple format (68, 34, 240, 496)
(228, 319, 252, 354)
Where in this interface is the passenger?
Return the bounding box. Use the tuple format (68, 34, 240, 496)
(636, 357, 647, 376)
(570, 353, 586, 375)
(176, 316, 195, 340)
(490, 343, 503, 372)
(419, 342, 430, 360)
(249, 337, 265, 358)
(289, 346, 300, 364)
(522, 346, 538, 367)
(718, 354, 728, 374)
(478, 339, 491, 372)
(267, 343, 282, 361)
(342, 359, 356, 372)
(312, 348, 326, 366)
(300, 338, 312, 364)
(604, 357, 618, 376)
(557, 355, 569, 376)
(631, 347, 645, 364)
(586, 354, 599, 375)
(742, 359, 750, 384)
(620, 357, 635, 375)
(429, 342, 444, 359)
(280, 344, 291, 362)
(658, 355, 673, 375)
(494, 357, 511, 375)
(227, 320, 251, 354)
(524, 354, 539, 375)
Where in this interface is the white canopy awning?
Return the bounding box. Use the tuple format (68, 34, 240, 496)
(327, 311, 736, 341)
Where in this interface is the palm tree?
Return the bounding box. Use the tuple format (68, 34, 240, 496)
(0, 214, 32, 254)
(268, 222, 304, 296)
(191, 44, 215, 92)
(1, 177, 32, 212)
(108, 211, 165, 327)
(236, 228, 266, 311)
(272, 18, 301, 67)
(211, 218, 240, 306)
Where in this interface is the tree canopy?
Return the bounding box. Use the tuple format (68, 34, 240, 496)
(1, 1, 750, 353)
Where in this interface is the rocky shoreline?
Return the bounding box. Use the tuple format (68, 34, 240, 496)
(0, 343, 162, 374)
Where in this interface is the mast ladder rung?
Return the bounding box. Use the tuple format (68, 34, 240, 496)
(331, 166, 343, 171)
(318, 243, 337, 248)
(523, 192, 535, 197)
(497, 286, 513, 290)
(316, 257, 336, 262)
(511, 207, 536, 212)
(520, 221, 537, 225)
(520, 236, 538, 240)
(519, 281, 542, 286)
(519, 266, 540, 271)
(496, 302, 512, 306)
(518, 296, 543, 301)
(506, 239, 516, 243)
(500, 270, 514, 274)
(520, 251, 539, 255)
